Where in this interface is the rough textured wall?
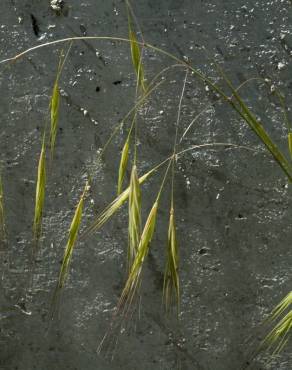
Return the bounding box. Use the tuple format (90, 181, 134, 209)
(0, 1, 292, 369)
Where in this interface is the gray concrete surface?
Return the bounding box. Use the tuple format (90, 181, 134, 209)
(0, 0, 292, 369)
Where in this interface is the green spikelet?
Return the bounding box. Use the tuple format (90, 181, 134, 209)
(119, 201, 158, 311)
(127, 8, 146, 91)
(117, 136, 130, 195)
(128, 165, 141, 269)
(49, 78, 60, 159)
(33, 133, 46, 244)
(163, 206, 180, 314)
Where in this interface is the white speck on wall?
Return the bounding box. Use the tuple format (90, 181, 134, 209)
(277, 61, 286, 70)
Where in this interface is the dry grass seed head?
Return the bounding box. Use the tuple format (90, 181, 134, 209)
(127, 11, 146, 92)
(49, 79, 60, 158)
(163, 206, 180, 314)
(128, 164, 141, 269)
(81, 164, 161, 239)
(117, 136, 130, 195)
(118, 200, 158, 313)
(58, 185, 87, 289)
(33, 133, 46, 244)
(51, 184, 87, 318)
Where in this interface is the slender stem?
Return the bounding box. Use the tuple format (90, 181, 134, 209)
(176, 142, 256, 158)
(171, 70, 188, 204)
(156, 159, 172, 202)
(0, 36, 229, 102)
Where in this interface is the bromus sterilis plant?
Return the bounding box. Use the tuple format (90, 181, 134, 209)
(1, 0, 292, 367)
(98, 160, 172, 355)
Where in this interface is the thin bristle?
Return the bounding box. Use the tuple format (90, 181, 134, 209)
(259, 292, 292, 355)
(262, 310, 292, 355)
(267, 292, 292, 323)
(33, 133, 46, 245)
(117, 136, 130, 195)
(163, 207, 180, 314)
(128, 165, 141, 269)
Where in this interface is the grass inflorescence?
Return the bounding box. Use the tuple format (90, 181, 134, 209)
(1, 1, 292, 366)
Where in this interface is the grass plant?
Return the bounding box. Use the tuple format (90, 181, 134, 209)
(0, 0, 291, 366)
